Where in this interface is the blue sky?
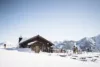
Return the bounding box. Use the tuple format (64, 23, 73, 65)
(0, 0, 100, 44)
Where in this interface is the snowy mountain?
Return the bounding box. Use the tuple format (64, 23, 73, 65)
(0, 43, 4, 45)
(54, 34, 100, 52)
(94, 35, 100, 51)
(77, 35, 100, 52)
(76, 37, 96, 52)
(54, 40, 76, 50)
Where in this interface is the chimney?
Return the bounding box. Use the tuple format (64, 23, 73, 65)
(19, 36, 22, 43)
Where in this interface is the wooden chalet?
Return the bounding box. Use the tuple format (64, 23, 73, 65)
(19, 35, 54, 53)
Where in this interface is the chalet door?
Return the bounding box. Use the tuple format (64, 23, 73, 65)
(34, 45, 40, 53)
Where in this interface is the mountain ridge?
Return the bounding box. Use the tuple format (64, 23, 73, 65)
(54, 34, 100, 52)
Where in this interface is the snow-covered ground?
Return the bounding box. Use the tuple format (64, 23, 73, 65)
(0, 48, 100, 67)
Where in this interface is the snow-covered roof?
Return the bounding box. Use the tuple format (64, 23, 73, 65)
(28, 41, 38, 45)
(19, 37, 28, 43)
(19, 35, 54, 45)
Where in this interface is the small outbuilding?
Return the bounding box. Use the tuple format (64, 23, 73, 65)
(19, 35, 54, 53)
